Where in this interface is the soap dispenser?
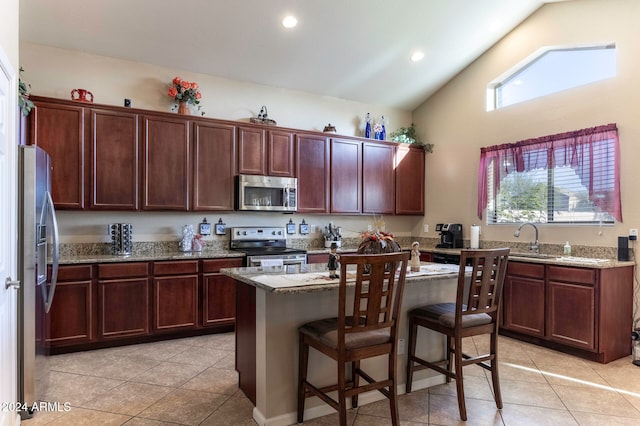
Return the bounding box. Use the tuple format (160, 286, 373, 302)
(563, 241, 571, 256)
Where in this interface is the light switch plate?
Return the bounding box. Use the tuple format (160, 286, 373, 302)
(423, 224, 429, 233)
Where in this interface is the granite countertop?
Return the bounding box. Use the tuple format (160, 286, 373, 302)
(420, 248, 634, 269)
(57, 250, 245, 265)
(221, 262, 465, 294)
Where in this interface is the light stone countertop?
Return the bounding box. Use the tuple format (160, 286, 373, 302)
(221, 262, 465, 294)
(57, 250, 245, 265)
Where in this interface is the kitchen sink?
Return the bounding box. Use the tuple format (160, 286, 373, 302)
(509, 252, 556, 259)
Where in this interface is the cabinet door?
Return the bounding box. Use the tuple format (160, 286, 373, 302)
(90, 108, 139, 210)
(330, 138, 362, 213)
(268, 130, 295, 177)
(99, 278, 149, 338)
(45, 265, 94, 347)
(192, 121, 236, 210)
(395, 145, 425, 215)
(203, 274, 236, 326)
(503, 275, 545, 337)
(307, 253, 329, 264)
(29, 100, 85, 209)
(296, 134, 330, 213)
(238, 126, 266, 175)
(547, 280, 596, 350)
(362, 141, 395, 214)
(153, 275, 198, 332)
(419, 252, 433, 262)
(142, 115, 190, 210)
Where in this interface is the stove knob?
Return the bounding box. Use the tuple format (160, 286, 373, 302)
(243, 231, 247, 235)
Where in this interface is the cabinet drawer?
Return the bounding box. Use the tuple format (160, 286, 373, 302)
(54, 265, 93, 281)
(548, 265, 595, 285)
(99, 262, 149, 279)
(202, 258, 244, 273)
(506, 261, 544, 279)
(154, 260, 199, 276)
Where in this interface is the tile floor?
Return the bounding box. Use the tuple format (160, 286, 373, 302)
(22, 332, 640, 425)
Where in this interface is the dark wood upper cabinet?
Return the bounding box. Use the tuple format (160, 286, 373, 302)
(267, 130, 295, 177)
(29, 100, 85, 209)
(90, 108, 139, 210)
(192, 121, 237, 211)
(362, 141, 395, 214)
(296, 134, 330, 213)
(237, 126, 267, 175)
(395, 145, 425, 215)
(330, 138, 362, 214)
(141, 115, 190, 210)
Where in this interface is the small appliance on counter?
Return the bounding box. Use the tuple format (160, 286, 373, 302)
(109, 223, 132, 255)
(435, 223, 464, 249)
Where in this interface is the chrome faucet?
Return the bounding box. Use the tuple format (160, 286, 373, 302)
(514, 222, 539, 253)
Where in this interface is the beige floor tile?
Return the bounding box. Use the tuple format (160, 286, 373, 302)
(180, 332, 235, 351)
(526, 346, 593, 370)
(499, 403, 577, 426)
(46, 407, 131, 425)
(537, 362, 609, 389)
(593, 366, 640, 395)
(21, 407, 67, 425)
(357, 389, 429, 423)
(167, 346, 231, 367)
(497, 359, 547, 383)
(213, 352, 236, 370)
(298, 408, 357, 425)
(124, 340, 193, 361)
(123, 417, 180, 425)
(51, 351, 160, 381)
(79, 381, 173, 415)
(353, 413, 429, 425)
(129, 361, 207, 387)
(571, 410, 640, 425)
(429, 373, 496, 402)
(552, 383, 640, 417)
(200, 395, 257, 425)
(181, 367, 239, 394)
(499, 379, 565, 409)
(43, 371, 124, 406)
(428, 393, 504, 425)
(137, 388, 228, 426)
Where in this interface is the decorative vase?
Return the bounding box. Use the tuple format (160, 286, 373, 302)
(365, 112, 371, 138)
(177, 101, 190, 115)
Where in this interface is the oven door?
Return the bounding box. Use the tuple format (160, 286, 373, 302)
(246, 254, 307, 268)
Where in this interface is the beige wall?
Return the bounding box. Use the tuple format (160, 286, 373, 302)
(18, 42, 416, 243)
(413, 0, 640, 249)
(0, 0, 18, 69)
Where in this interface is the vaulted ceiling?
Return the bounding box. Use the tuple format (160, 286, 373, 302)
(19, 0, 570, 110)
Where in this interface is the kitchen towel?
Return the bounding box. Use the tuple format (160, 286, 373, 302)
(470, 225, 480, 249)
(260, 259, 284, 267)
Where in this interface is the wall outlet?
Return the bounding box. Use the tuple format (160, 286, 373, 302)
(398, 338, 405, 355)
(423, 224, 429, 233)
(630, 228, 638, 240)
(311, 225, 317, 234)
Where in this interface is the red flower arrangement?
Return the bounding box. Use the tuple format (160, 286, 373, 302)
(168, 76, 203, 114)
(357, 230, 401, 254)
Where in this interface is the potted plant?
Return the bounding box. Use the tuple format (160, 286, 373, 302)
(18, 67, 34, 117)
(389, 123, 433, 153)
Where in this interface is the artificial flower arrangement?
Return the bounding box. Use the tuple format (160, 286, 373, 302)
(168, 76, 204, 115)
(357, 216, 401, 254)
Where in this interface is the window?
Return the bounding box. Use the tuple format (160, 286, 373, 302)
(487, 44, 616, 110)
(477, 124, 621, 224)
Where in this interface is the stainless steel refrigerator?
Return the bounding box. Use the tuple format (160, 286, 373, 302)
(17, 145, 60, 419)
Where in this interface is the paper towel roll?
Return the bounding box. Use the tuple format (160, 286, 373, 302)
(470, 225, 480, 249)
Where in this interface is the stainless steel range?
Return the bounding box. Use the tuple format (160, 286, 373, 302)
(230, 227, 307, 267)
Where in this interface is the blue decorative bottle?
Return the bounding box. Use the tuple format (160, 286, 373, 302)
(380, 116, 386, 141)
(365, 113, 371, 138)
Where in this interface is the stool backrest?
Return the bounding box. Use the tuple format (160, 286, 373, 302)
(457, 248, 510, 325)
(338, 252, 410, 341)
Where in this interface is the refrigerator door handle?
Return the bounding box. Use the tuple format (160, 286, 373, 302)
(44, 191, 59, 313)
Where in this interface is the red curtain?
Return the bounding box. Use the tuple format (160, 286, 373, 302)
(477, 123, 621, 222)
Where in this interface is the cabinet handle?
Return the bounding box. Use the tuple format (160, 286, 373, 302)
(5, 277, 20, 290)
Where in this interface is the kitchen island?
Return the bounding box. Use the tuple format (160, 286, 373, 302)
(222, 262, 468, 426)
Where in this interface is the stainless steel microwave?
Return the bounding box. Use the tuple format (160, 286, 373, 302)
(237, 174, 297, 212)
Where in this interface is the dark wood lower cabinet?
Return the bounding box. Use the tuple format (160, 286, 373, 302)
(46, 258, 242, 353)
(45, 265, 94, 347)
(501, 261, 633, 363)
(98, 262, 150, 339)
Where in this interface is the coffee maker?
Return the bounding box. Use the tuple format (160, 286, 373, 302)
(435, 223, 464, 248)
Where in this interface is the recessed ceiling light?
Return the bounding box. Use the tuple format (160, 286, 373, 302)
(411, 51, 425, 62)
(282, 15, 298, 28)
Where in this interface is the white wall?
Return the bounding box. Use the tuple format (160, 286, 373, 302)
(412, 0, 640, 249)
(18, 42, 416, 243)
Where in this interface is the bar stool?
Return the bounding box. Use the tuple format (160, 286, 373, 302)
(297, 252, 410, 426)
(405, 248, 510, 421)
